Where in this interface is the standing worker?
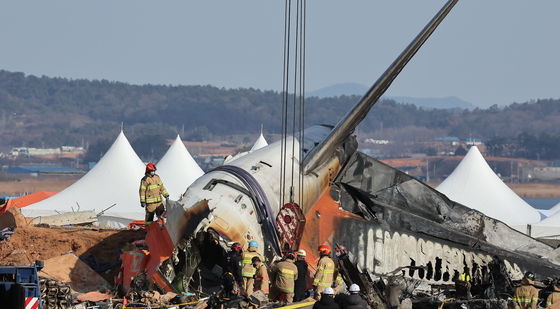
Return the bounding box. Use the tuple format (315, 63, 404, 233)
(271, 253, 298, 303)
(513, 272, 539, 309)
(455, 272, 472, 299)
(294, 249, 309, 301)
(241, 240, 263, 296)
(252, 256, 270, 296)
(546, 278, 560, 309)
(313, 245, 335, 298)
(139, 163, 169, 225)
(223, 242, 244, 296)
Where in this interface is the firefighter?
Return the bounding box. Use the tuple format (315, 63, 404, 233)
(223, 242, 243, 296)
(252, 256, 269, 296)
(513, 272, 539, 309)
(139, 163, 169, 224)
(242, 240, 263, 296)
(455, 272, 472, 299)
(271, 252, 298, 303)
(294, 249, 309, 301)
(313, 245, 335, 299)
(546, 278, 560, 309)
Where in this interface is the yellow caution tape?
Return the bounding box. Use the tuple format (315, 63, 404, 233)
(123, 299, 201, 309)
(275, 301, 316, 309)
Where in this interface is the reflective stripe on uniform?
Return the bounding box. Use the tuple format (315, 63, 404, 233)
(147, 184, 161, 190)
(279, 268, 296, 279)
(146, 197, 162, 203)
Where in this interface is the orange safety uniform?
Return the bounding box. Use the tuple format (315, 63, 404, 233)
(241, 247, 262, 296)
(546, 286, 560, 309)
(513, 278, 539, 309)
(313, 255, 335, 294)
(254, 263, 270, 294)
(272, 259, 298, 303)
(139, 174, 169, 212)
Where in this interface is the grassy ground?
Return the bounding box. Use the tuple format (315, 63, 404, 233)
(2, 175, 559, 198)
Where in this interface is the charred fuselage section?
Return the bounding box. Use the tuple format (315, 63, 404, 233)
(328, 151, 560, 297)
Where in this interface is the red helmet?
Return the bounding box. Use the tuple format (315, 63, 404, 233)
(146, 163, 157, 172)
(231, 242, 242, 252)
(318, 245, 331, 255)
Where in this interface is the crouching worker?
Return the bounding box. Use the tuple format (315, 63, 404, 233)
(139, 163, 169, 225)
(252, 256, 269, 296)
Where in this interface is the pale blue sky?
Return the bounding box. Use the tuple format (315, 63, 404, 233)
(0, 1, 558, 107)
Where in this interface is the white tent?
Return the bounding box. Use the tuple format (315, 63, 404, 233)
(436, 146, 541, 226)
(250, 132, 268, 152)
(537, 202, 560, 218)
(22, 131, 146, 227)
(224, 131, 269, 164)
(157, 135, 204, 200)
(531, 203, 560, 238)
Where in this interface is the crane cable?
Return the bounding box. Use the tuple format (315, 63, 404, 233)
(280, 0, 306, 207)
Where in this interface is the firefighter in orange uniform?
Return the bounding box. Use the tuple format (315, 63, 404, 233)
(313, 245, 335, 299)
(139, 163, 169, 224)
(271, 253, 299, 303)
(242, 240, 263, 296)
(252, 256, 269, 296)
(513, 272, 539, 309)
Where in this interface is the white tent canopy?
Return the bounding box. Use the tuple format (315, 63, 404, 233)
(250, 132, 268, 152)
(531, 203, 560, 238)
(23, 131, 146, 226)
(157, 135, 204, 200)
(537, 202, 560, 218)
(436, 146, 541, 226)
(224, 131, 269, 164)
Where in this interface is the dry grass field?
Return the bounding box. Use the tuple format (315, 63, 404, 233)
(0, 175, 81, 196)
(2, 175, 559, 198)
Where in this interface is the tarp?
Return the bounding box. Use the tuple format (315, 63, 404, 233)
(157, 135, 204, 200)
(22, 131, 146, 225)
(0, 191, 57, 215)
(436, 146, 541, 226)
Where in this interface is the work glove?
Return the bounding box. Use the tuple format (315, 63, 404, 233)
(140, 202, 146, 208)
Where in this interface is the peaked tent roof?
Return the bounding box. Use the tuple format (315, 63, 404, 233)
(22, 131, 146, 220)
(157, 135, 204, 200)
(250, 132, 268, 152)
(436, 146, 541, 226)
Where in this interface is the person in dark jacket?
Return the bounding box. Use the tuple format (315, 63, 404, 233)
(223, 242, 243, 295)
(294, 249, 309, 301)
(313, 287, 339, 309)
(337, 284, 367, 309)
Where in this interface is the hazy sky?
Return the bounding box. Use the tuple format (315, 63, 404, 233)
(0, 0, 559, 107)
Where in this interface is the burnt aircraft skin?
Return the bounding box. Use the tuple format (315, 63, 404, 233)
(161, 0, 560, 298)
(329, 152, 560, 283)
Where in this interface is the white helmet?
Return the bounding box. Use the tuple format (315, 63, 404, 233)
(349, 284, 360, 293)
(297, 249, 307, 257)
(323, 287, 335, 295)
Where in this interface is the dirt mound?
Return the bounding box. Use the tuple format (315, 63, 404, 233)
(40, 253, 110, 293)
(0, 224, 145, 282)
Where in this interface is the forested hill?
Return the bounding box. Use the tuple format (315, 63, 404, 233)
(1, 70, 560, 152)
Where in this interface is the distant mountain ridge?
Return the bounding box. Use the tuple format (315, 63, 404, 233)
(0, 70, 559, 151)
(308, 82, 475, 109)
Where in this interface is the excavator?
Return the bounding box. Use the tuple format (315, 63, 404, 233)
(117, 0, 560, 307)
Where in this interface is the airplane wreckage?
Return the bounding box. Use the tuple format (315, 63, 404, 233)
(119, 0, 560, 307)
